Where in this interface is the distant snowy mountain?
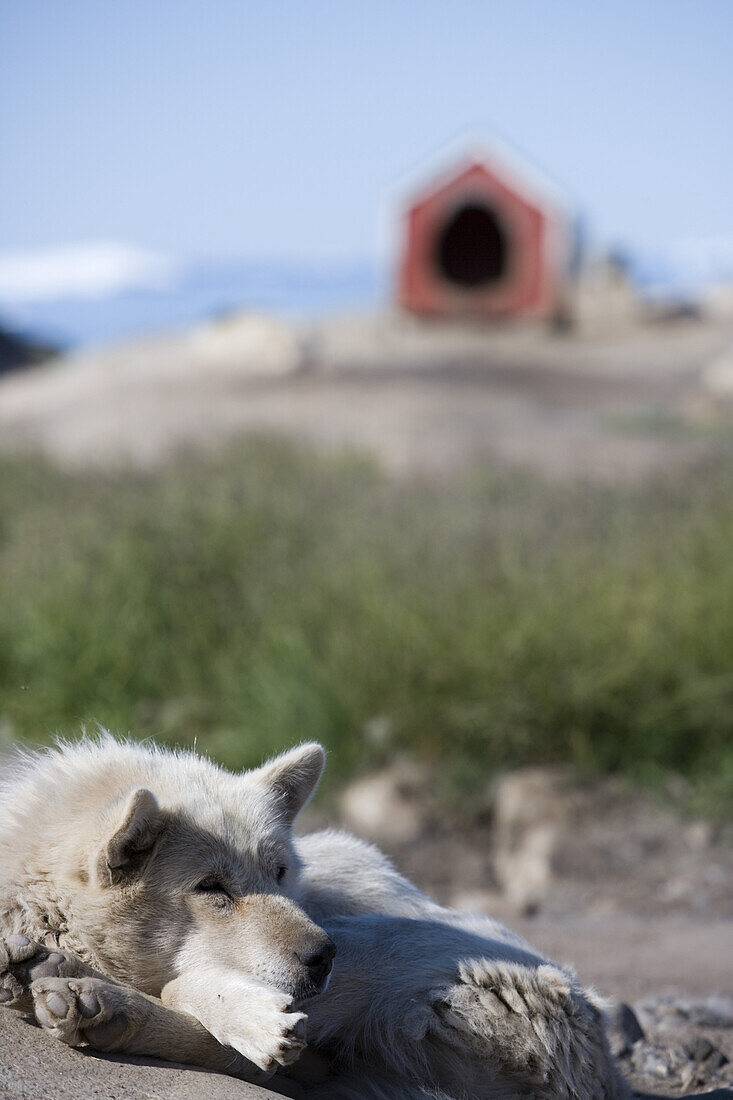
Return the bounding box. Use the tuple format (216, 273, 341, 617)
(0, 242, 383, 349)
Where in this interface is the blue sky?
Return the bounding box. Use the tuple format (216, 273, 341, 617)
(1, 0, 732, 262)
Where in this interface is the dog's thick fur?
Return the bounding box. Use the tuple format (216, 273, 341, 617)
(0, 737, 628, 1099)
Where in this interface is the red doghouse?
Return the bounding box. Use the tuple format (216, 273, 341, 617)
(398, 154, 573, 321)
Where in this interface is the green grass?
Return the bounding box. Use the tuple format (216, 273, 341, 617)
(1, 438, 732, 816)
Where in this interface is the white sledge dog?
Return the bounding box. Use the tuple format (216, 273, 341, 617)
(0, 736, 628, 1098)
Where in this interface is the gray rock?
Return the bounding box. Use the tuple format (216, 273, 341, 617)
(638, 995, 733, 1032)
(338, 760, 431, 846)
(608, 1001, 645, 1056)
(708, 1050, 731, 1072)
(0, 1008, 287, 1100)
(684, 1035, 715, 1062)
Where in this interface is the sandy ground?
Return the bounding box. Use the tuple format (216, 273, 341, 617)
(1, 311, 733, 481)
(512, 913, 732, 1002)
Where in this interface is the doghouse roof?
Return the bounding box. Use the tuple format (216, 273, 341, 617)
(389, 136, 574, 230)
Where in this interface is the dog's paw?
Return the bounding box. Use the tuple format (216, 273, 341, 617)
(203, 981, 308, 1073)
(429, 960, 625, 1098)
(430, 962, 574, 1078)
(0, 935, 69, 1011)
(31, 976, 138, 1051)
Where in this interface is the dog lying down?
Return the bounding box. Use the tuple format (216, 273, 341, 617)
(0, 737, 629, 1099)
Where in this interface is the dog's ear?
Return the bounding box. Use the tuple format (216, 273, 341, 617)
(254, 743, 326, 823)
(101, 788, 162, 885)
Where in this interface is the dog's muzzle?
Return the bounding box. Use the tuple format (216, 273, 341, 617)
(296, 935, 336, 991)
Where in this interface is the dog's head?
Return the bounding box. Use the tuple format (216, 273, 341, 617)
(89, 743, 335, 999)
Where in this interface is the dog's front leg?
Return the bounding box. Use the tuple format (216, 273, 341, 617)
(1, 936, 288, 1083)
(162, 966, 308, 1075)
(30, 974, 278, 1083)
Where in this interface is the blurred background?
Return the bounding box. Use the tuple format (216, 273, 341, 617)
(1, 3, 732, 1092)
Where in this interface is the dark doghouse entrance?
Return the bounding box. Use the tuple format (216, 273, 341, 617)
(434, 201, 508, 288)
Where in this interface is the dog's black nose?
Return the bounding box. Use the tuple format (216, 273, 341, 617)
(297, 937, 336, 985)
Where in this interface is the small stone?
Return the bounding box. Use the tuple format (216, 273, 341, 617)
(611, 1002, 645, 1051)
(685, 1036, 714, 1062)
(631, 1043, 671, 1079)
(686, 996, 733, 1029)
(706, 1050, 729, 1072)
(685, 820, 714, 850)
(338, 761, 430, 845)
(608, 1001, 645, 1057)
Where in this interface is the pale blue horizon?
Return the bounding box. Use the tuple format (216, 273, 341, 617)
(1, 0, 732, 265)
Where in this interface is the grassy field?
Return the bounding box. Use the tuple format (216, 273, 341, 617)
(1, 438, 732, 816)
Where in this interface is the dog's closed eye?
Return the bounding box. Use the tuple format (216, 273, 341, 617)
(195, 878, 230, 897)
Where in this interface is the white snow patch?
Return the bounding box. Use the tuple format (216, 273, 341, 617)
(0, 242, 181, 303)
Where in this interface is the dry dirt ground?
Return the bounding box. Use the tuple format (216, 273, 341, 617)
(1, 311, 733, 481)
